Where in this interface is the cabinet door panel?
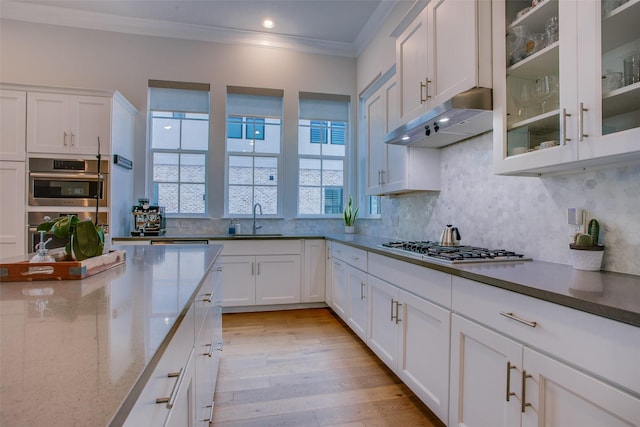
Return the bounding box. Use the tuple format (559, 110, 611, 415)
(72, 95, 110, 155)
(27, 92, 69, 153)
(346, 266, 368, 341)
(522, 348, 640, 427)
(194, 310, 215, 426)
(366, 91, 387, 194)
(220, 256, 255, 307)
(303, 240, 325, 302)
(0, 90, 26, 161)
(0, 161, 26, 258)
(399, 290, 450, 424)
(331, 259, 348, 319)
(449, 314, 522, 427)
(397, 9, 428, 124)
(255, 255, 301, 305)
(367, 275, 399, 370)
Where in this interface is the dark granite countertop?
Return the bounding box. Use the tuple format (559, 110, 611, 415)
(112, 233, 640, 327)
(324, 234, 640, 328)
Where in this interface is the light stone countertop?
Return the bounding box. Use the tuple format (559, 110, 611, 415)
(0, 244, 222, 427)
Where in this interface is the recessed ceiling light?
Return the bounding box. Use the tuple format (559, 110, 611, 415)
(262, 19, 275, 29)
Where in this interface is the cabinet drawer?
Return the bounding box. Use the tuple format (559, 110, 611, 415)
(368, 253, 451, 308)
(330, 242, 367, 271)
(212, 239, 301, 255)
(452, 277, 640, 395)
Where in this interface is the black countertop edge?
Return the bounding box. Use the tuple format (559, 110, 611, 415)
(324, 235, 640, 328)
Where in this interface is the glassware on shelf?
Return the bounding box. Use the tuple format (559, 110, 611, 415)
(623, 52, 640, 86)
(602, 70, 624, 93)
(517, 81, 533, 121)
(545, 16, 558, 46)
(525, 33, 547, 57)
(534, 75, 559, 114)
(507, 25, 529, 66)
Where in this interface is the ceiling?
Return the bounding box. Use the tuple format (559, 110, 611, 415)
(1, 0, 408, 57)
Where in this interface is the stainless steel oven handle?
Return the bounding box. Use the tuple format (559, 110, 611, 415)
(30, 172, 106, 179)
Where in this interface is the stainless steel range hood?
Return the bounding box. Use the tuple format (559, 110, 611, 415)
(384, 87, 493, 148)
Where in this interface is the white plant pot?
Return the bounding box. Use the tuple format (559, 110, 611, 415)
(569, 246, 605, 271)
(344, 225, 355, 234)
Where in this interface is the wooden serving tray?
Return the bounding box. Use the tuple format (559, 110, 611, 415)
(0, 250, 126, 282)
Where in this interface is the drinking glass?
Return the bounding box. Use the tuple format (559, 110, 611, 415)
(518, 81, 532, 120)
(545, 16, 558, 45)
(534, 75, 559, 114)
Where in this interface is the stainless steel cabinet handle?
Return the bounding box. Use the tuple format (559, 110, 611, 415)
(63, 131, 68, 146)
(521, 370, 532, 413)
(425, 78, 432, 100)
(506, 361, 517, 402)
(251, 262, 254, 276)
(257, 262, 260, 275)
(500, 311, 537, 328)
(380, 169, 385, 185)
(203, 343, 213, 357)
(395, 301, 402, 324)
(201, 293, 213, 303)
(70, 132, 75, 146)
(579, 102, 589, 141)
(562, 108, 572, 145)
(390, 299, 396, 321)
(156, 367, 185, 409)
(204, 403, 214, 423)
(419, 81, 427, 104)
(349, 255, 359, 261)
(360, 282, 366, 300)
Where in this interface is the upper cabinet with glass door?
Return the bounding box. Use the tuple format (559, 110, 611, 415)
(493, 0, 640, 176)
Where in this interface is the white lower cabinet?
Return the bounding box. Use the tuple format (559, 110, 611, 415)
(213, 240, 302, 308)
(450, 314, 640, 427)
(450, 276, 640, 427)
(329, 257, 348, 320)
(367, 274, 451, 424)
(346, 264, 368, 341)
(303, 240, 326, 303)
(0, 160, 26, 258)
(125, 261, 222, 426)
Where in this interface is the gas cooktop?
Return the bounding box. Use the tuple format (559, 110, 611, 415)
(380, 241, 530, 264)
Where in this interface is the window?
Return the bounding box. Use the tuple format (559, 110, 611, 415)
(298, 92, 350, 216)
(225, 87, 283, 216)
(148, 81, 210, 215)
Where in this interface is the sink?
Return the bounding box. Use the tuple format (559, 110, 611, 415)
(232, 233, 284, 239)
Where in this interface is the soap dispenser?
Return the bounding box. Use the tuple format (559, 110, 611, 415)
(29, 231, 56, 273)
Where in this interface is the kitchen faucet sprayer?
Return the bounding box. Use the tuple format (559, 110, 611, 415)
(253, 203, 263, 234)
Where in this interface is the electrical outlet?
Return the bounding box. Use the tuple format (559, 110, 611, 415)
(567, 208, 583, 225)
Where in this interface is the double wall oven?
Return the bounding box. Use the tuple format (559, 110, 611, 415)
(27, 158, 110, 253)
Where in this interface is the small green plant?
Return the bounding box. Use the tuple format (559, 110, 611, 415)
(570, 219, 603, 250)
(37, 215, 104, 261)
(343, 196, 359, 227)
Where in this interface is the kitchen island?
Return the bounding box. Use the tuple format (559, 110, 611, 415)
(0, 244, 222, 426)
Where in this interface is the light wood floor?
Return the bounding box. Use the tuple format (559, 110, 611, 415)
(212, 308, 445, 427)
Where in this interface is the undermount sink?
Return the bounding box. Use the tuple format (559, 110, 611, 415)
(232, 233, 284, 239)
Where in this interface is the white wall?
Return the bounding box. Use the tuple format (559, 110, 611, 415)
(0, 19, 357, 218)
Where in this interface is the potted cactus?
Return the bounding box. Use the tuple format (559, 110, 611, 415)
(569, 218, 604, 271)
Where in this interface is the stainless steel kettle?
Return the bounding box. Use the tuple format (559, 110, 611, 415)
(439, 224, 461, 246)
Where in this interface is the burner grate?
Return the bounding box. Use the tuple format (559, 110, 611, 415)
(380, 241, 529, 264)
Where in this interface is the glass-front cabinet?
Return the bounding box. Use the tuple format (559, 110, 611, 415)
(493, 0, 640, 175)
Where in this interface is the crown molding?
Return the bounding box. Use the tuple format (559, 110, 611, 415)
(1, 1, 396, 58)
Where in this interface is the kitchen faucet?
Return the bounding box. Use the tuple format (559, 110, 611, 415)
(252, 203, 263, 234)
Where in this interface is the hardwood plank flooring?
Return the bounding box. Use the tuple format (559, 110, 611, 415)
(212, 308, 445, 427)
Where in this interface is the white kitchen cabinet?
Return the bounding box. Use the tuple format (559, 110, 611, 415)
(0, 89, 26, 161)
(395, 0, 492, 126)
(365, 72, 441, 196)
(450, 314, 640, 427)
(450, 276, 640, 427)
(346, 264, 368, 341)
(125, 259, 222, 427)
(0, 161, 26, 258)
(449, 314, 523, 427)
(367, 274, 451, 424)
(329, 257, 348, 320)
(303, 239, 325, 303)
(214, 240, 302, 308)
(27, 92, 111, 155)
(324, 242, 333, 306)
(493, 0, 640, 175)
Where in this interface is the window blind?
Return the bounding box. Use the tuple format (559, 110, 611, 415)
(299, 92, 350, 122)
(148, 80, 210, 114)
(226, 86, 283, 118)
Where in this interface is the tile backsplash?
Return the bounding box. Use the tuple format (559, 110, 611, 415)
(169, 132, 640, 276)
(361, 132, 640, 276)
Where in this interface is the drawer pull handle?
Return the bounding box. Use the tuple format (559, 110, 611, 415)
(360, 282, 366, 300)
(205, 403, 215, 422)
(390, 299, 396, 322)
(500, 311, 537, 328)
(350, 255, 359, 260)
(506, 361, 517, 402)
(156, 367, 185, 409)
(203, 343, 213, 357)
(201, 293, 213, 303)
(521, 370, 532, 413)
(395, 301, 402, 324)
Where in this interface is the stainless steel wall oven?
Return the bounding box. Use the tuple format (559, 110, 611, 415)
(28, 158, 109, 207)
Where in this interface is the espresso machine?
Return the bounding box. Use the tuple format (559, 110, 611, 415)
(131, 198, 166, 236)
